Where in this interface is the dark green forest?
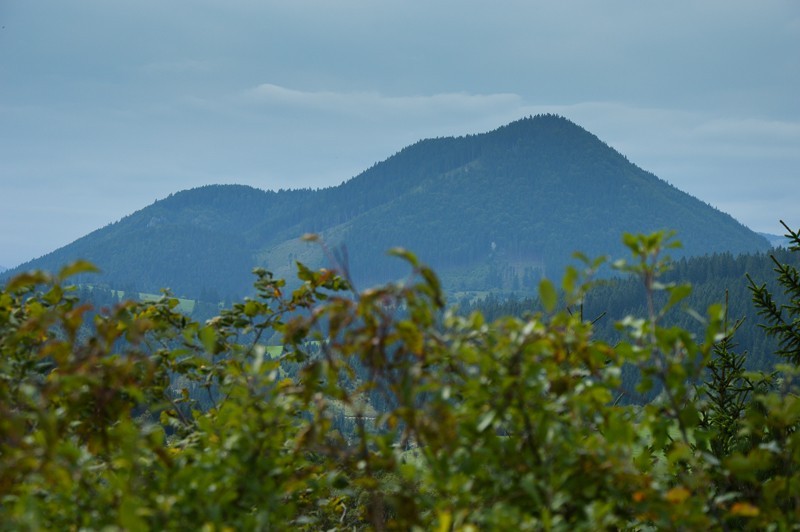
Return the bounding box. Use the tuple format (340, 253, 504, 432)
(465, 246, 800, 375)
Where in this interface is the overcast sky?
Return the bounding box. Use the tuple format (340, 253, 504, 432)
(1, 1, 798, 268)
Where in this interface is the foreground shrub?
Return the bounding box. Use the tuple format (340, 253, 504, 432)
(0, 231, 798, 530)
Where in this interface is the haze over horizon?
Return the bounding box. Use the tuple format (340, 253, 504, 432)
(1, 1, 799, 268)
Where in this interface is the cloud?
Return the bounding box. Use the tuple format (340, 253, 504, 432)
(241, 83, 524, 117)
(690, 118, 800, 150)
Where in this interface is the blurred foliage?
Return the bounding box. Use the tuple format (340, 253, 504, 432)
(462, 245, 800, 378)
(1, 230, 798, 530)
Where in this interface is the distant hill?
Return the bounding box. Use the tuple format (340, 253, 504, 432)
(4, 115, 770, 298)
(759, 232, 791, 248)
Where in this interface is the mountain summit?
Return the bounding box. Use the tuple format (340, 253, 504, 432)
(6, 115, 769, 297)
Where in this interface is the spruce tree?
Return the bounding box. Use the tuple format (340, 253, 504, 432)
(747, 220, 800, 365)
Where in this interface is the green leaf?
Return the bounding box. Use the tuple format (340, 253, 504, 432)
(387, 247, 419, 268)
(244, 300, 259, 317)
(562, 266, 578, 297)
(119, 497, 147, 531)
(6, 271, 50, 292)
(622, 233, 641, 254)
(477, 410, 496, 433)
(199, 326, 217, 353)
(296, 262, 315, 282)
(58, 260, 100, 281)
(662, 283, 692, 314)
(419, 266, 444, 307)
(386, 247, 419, 268)
(539, 279, 557, 313)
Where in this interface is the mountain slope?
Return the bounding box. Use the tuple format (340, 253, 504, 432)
(4, 115, 770, 297)
(278, 115, 769, 288)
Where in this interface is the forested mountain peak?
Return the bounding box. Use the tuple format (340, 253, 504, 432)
(336, 115, 597, 190)
(4, 116, 770, 298)
(489, 113, 600, 143)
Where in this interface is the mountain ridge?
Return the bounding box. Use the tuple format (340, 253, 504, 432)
(4, 115, 770, 297)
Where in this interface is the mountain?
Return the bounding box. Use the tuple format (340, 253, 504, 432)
(3, 115, 770, 298)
